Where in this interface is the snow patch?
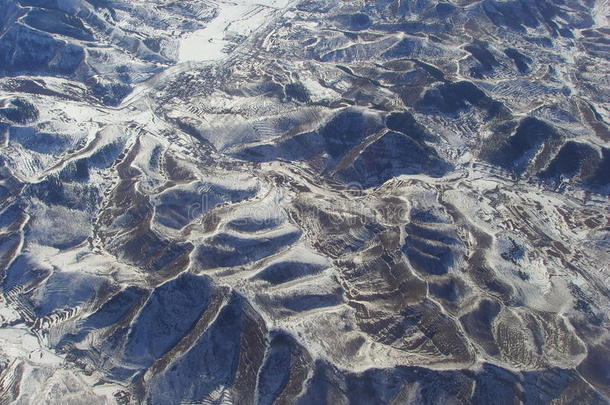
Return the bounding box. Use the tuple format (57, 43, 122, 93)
(178, 0, 292, 62)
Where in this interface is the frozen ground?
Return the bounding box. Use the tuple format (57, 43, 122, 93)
(0, 0, 609, 403)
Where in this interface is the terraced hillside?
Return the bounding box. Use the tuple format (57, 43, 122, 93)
(0, 0, 609, 403)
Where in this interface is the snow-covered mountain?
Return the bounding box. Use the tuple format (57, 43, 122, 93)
(0, 0, 609, 403)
